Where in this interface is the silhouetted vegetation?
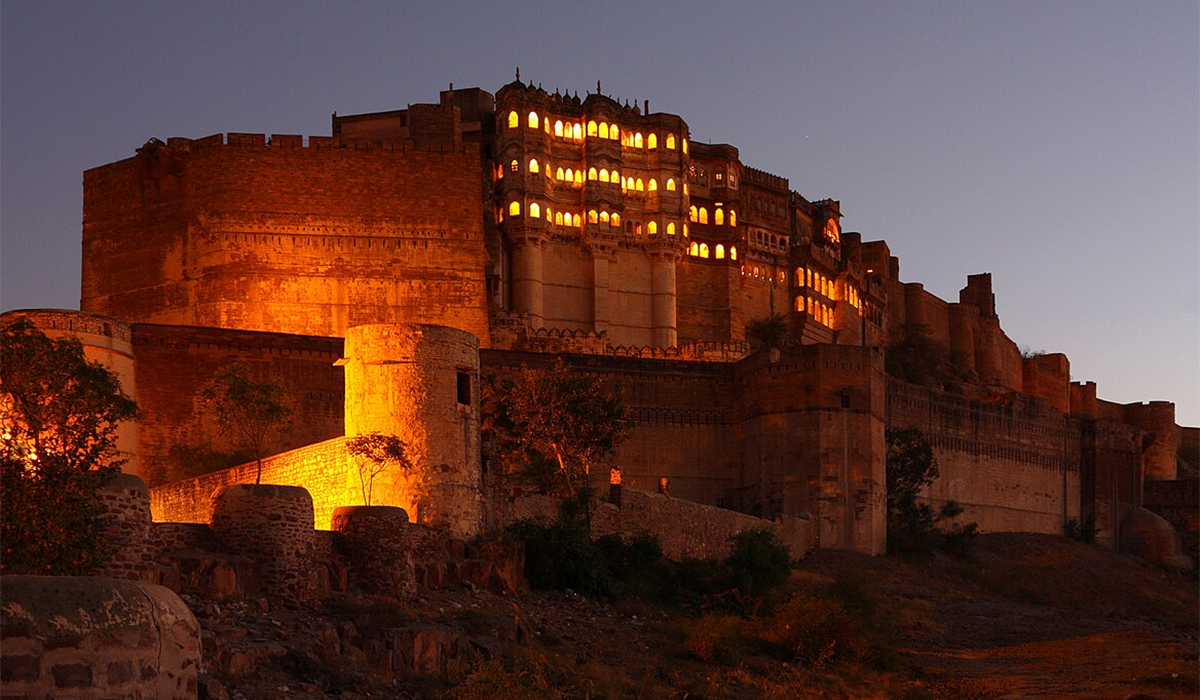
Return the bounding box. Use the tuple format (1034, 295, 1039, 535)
(885, 325, 957, 386)
(346, 432, 411, 506)
(201, 362, 292, 484)
(746, 313, 788, 349)
(886, 427, 978, 555)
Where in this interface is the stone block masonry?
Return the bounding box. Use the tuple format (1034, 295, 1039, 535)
(210, 484, 317, 607)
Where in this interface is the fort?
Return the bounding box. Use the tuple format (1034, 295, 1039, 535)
(5, 76, 1196, 564)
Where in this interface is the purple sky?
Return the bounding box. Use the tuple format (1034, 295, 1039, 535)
(3, 1, 1197, 425)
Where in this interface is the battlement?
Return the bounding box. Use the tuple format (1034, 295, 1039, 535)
(741, 165, 788, 191)
(155, 132, 479, 156)
(1, 308, 132, 343)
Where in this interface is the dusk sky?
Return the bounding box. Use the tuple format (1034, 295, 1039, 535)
(2, 1, 1197, 425)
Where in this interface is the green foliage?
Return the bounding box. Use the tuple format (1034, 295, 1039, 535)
(346, 432, 412, 506)
(725, 528, 792, 602)
(482, 361, 629, 493)
(200, 362, 292, 484)
(886, 427, 977, 555)
(0, 319, 138, 574)
(746, 313, 788, 349)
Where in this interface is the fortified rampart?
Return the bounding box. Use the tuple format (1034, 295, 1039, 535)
(81, 133, 490, 345)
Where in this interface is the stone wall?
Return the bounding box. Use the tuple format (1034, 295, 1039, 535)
(96, 473, 153, 582)
(0, 576, 199, 700)
(1144, 478, 1198, 565)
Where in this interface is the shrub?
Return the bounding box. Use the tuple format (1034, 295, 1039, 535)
(683, 614, 750, 664)
(1065, 516, 1096, 543)
(726, 527, 793, 602)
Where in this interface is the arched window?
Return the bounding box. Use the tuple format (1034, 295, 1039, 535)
(565, 168, 574, 182)
(666, 178, 676, 191)
(753, 266, 760, 277)
(683, 224, 689, 237)
(682, 139, 688, 154)
(599, 122, 609, 139)
(529, 203, 540, 218)
(599, 168, 609, 183)
(699, 208, 708, 224)
(689, 206, 698, 222)
(647, 221, 658, 234)
(716, 244, 725, 259)
(611, 213, 621, 227)
(574, 170, 582, 185)
(509, 201, 521, 216)
(690, 242, 699, 256)
(587, 120, 598, 137)
(634, 132, 643, 149)
(796, 296, 805, 312)
(715, 208, 724, 226)
(554, 120, 564, 137)
(588, 210, 599, 224)
(729, 210, 737, 227)
(572, 123, 582, 140)
(700, 243, 709, 258)
(572, 213, 581, 227)
(510, 159, 519, 172)
(508, 111, 519, 128)
(666, 222, 676, 235)
(730, 246, 737, 260)
(600, 211, 610, 224)
(529, 158, 539, 173)
(796, 268, 805, 286)
(555, 212, 564, 225)
(556, 167, 564, 180)
(588, 167, 598, 181)
(610, 169, 619, 182)
(636, 178, 644, 192)
(648, 178, 658, 191)
(647, 133, 658, 149)
(527, 111, 539, 129)
(609, 125, 619, 140)
(666, 134, 676, 149)
(544, 117, 550, 133)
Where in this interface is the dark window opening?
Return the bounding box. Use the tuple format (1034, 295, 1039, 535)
(456, 371, 472, 405)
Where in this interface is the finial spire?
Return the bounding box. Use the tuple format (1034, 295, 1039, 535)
(515, 66, 521, 82)
(597, 80, 602, 95)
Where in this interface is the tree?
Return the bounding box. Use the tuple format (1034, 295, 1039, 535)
(1, 319, 139, 574)
(346, 432, 412, 506)
(482, 360, 629, 493)
(885, 426, 976, 554)
(200, 363, 292, 484)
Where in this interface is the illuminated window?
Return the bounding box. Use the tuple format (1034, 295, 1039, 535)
(689, 205, 697, 222)
(715, 208, 724, 226)
(588, 167, 598, 181)
(648, 133, 658, 149)
(666, 222, 676, 235)
(690, 242, 699, 256)
(714, 170, 724, 183)
(796, 268, 805, 286)
(635, 223, 642, 234)
(612, 213, 621, 226)
(729, 210, 737, 227)
(666, 178, 676, 191)
(508, 111, 519, 128)
(716, 244, 725, 259)
(699, 207, 708, 224)
(621, 177, 629, 191)
(600, 211, 610, 224)
(634, 132, 643, 149)
(649, 178, 658, 191)
(529, 158, 539, 173)
(806, 269, 813, 287)
(599, 122, 609, 138)
(666, 134, 676, 149)
(588, 120, 598, 137)
(554, 120, 564, 137)
(555, 212, 564, 225)
(647, 221, 658, 234)
(753, 265, 760, 277)
(574, 170, 582, 185)
(565, 168, 574, 183)
(529, 202, 540, 218)
(610, 125, 619, 140)
(795, 296, 804, 312)
(683, 224, 689, 237)
(588, 210, 599, 224)
(599, 168, 609, 183)
(610, 169, 619, 182)
(700, 243, 709, 258)
(509, 201, 521, 216)
(544, 117, 550, 133)
(556, 167, 564, 180)
(730, 246, 737, 260)
(682, 138, 688, 154)
(636, 178, 644, 192)
(572, 123, 582, 140)
(572, 213, 581, 227)
(510, 159, 519, 172)
(497, 208, 503, 222)
(527, 111, 539, 128)
(683, 182, 688, 195)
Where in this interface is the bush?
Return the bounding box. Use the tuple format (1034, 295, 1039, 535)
(683, 614, 751, 664)
(1065, 516, 1096, 543)
(758, 594, 868, 668)
(725, 527, 792, 602)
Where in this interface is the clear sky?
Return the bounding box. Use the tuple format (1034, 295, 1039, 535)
(2, 1, 1197, 425)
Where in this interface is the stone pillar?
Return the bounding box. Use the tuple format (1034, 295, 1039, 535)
(510, 236, 544, 328)
(1123, 402, 1180, 481)
(211, 484, 315, 607)
(96, 474, 151, 582)
(330, 505, 417, 599)
(343, 324, 483, 538)
(650, 252, 679, 348)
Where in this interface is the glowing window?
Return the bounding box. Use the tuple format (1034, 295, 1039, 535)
(556, 167, 564, 180)
(588, 210, 599, 224)
(682, 138, 688, 153)
(508, 111, 519, 128)
(497, 208, 503, 222)
(527, 112, 539, 129)
(574, 170, 582, 185)
(599, 122, 609, 139)
(683, 224, 689, 237)
(683, 183, 688, 195)
(600, 211, 610, 224)
(649, 178, 658, 191)
(729, 210, 736, 227)
(689, 206, 698, 222)
(588, 167, 598, 180)
(753, 266, 760, 277)
(716, 244, 725, 259)
(610, 125, 619, 140)
(666, 222, 676, 235)
(700, 244, 709, 259)
(565, 168, 574, 182)
(666, 134, 676, 149)
(699, 208, 708, 224)
(796, 296, 804, 312)
(715, 209, 724, 226)
(611, 213, 621, 226)
(636, 178, 644, 192)
(572, 123, 582, 140)
(647, 221, 658, 234)
(573, 213, 581, 227)
(509, 201, 520, 216)
(634, 132, 643, 149)
(610, 169, 619, 182)
(806, 269, 813, 286)
(690, 242, 699, 256)
(588, 120, 598, 137)
(529, 203, 540, 218)
(554, 120, 564, 137)
(648, 133, 658, 149)
(796, 268, 805, 286)
(544, 117, 550, 133)
(555, 212, 564, 225)
(529, 158, 539, 173)
(635, 223, 642, 234)
(730, 246, 737, 260)
(599, 168, 609, 183)
(666, 178, 676, 191)
(510, 159, 519, 172)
